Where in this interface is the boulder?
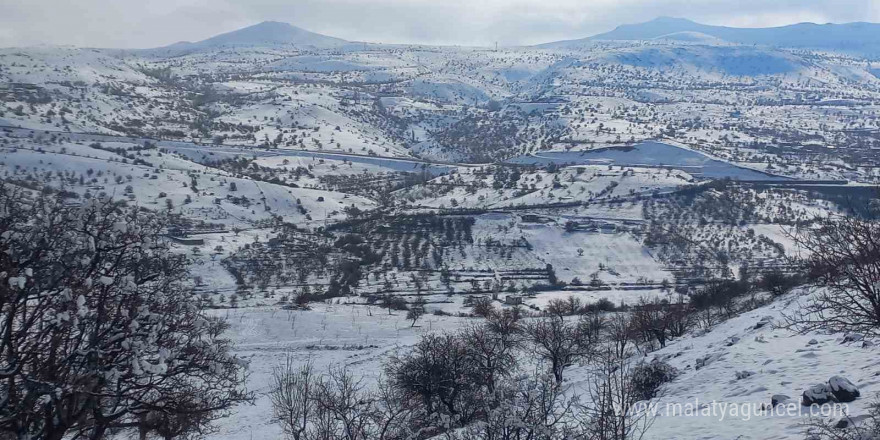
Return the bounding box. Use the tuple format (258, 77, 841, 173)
(735, 370, 755, 380)
(863, 340, 875, 348)
(807, 339, 818, 345)
(694, 353, 723, 370)
(843, 333, 864, 343)
(833, 417, 851, 429)
(754, 316, 773, 329)
(771, 394, 791, 407)
(802, 383, 833, 406)
(828, 376, 860, 403)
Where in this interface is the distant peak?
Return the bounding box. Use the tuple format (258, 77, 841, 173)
(241, 21, 298, 31)
(157, 19, 349, 50)
(609, 17, 700, 32)
(650, 17, 697, 23)
(252, 20, 292, 27)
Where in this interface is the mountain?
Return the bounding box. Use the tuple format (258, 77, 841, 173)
(651, 31, 726, 44)
(539, 17, 880, 57)
(157, 21, 349, 51)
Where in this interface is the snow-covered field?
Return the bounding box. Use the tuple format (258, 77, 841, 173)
(209, 304, 474, 440)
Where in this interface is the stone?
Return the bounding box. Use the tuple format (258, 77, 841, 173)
(828, 376, 860, 403)
(802, 383, 833, 406)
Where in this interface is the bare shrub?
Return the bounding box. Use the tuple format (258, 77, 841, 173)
(630, 360, 678, 401)
(803, 399, 880, 440)
(450, 374, 579, 440)
(579, 348, 658, 440)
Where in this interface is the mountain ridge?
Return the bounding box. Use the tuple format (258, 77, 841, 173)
(538, 17, 880, 56)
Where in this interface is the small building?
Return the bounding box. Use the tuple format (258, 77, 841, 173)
(167, 236, 205, 246)
(520, 214, 548, 223)
(504, 295, 523, 305)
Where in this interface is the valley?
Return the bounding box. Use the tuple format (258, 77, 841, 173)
(2, 15, 880, 440)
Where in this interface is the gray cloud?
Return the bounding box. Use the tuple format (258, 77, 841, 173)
(0, 0, 877, 48)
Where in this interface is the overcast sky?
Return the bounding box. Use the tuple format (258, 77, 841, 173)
(1, 0, 879, 49)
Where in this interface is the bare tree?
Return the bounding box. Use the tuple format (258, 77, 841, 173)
(787, 216, 880, 334)
(0, 189, 249, 440)
(469, 296, 496, 318)
(630, 296, 690, 352)
(608, 314, 636, 360)
(370, 378, 419, 440)
(525, 316, 598, 385)
(267, 315, 662, 440)
(460, 323, 519, 395)
(311, 366, 374, 440)
(385, 333, 480, 424)
(270, 356, 316, 440)
(484, 307, 524, 339)
(545, 295, 584, 318)
(270, 357, 422, 440)
(407, 297, 426, 327)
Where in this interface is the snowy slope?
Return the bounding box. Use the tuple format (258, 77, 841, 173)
(581, 288, 880, 439)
